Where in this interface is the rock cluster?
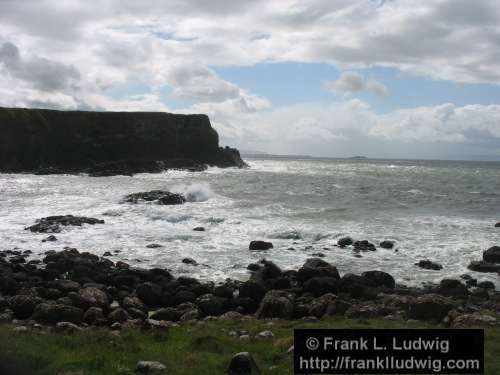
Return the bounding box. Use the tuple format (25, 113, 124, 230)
(25, 215, 105, 233)
(123, 191, 186, 205)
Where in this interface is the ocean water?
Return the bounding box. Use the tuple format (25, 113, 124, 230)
(1, 157, 499, 287)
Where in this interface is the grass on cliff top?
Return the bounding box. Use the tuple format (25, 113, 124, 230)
(0, 318, 499, 375)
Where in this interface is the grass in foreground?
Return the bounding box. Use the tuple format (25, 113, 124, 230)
(0, 318, 499, 375)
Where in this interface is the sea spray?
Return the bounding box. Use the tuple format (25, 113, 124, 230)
(172, 182, 214, 202)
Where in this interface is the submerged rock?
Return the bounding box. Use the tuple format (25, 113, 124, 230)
(379, 240, 395, 249)
(467, 261, 500, 273)
(353, 240, 376, 252)
(416, 260, 443, 270)
(26, 215, 104, 233)
(337, 237, 353, 247)
(249, 241, 273, 251)
(42, 235, 58, 242)
(123, 190, 186, 205)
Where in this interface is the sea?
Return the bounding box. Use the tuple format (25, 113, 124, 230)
(1, 157, 499, 287)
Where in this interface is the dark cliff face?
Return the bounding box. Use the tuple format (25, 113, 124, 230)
(0, 107, 246, 174)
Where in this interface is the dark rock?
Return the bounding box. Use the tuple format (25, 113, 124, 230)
(483, 246, 500, 263)
(193, 227, 206, 231)
(9, 255, 26, 264)
(122, 296, 147, 312)
(102, 251, 112, 256)
(42, 235, 58, 242)
(32, 303, 83, 324)
(0, 107, 245, 175)
(303, 277, 339, 297)
(214, 285, 234, 299)
(258, 260, 282, 280)
(150, 307, 181, 321)
(123, 190, 186, 205)
(353, 240, 376, 252)
(196, 294, 227, 317)
(83, 307, 105, 325)
(227, 352, 260, 375)
(438, 279, 468, 297)
(108, 308, 130, 323)
(246, 263, 262, 272)
(477, 281, 495, 290)
(9, 294, 42, 319)
(255, 290, 294, 319)
(408, 294, 454, 321)
(136, 282, 162, 306)
(238, 281, 267, 302)
(379, 240, 395, 249)
(182, 258, 198, 265)
(361, 271, 395, 289)
(495, 222, 500, 228)
(26, 215, 104, 233)
(337, 237, 353, 247)
(297, 258, 340, 284)
(175, 290, 197, 304)
(416, 260, 443, 270)
(146, 243, 163, 249)
(249, 241, 273, 251)
(468, 261, 500, 273)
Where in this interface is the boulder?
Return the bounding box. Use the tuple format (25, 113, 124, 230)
(337, 237, 353, 247)
(108, 308, 130, 323)
(136, 282, 162, 306)
(32, 303, 83, 324)
(78, 287, 110, 311)
(495, 222, 500, 228)
(353, 240, 376, 252)
(249, 241, 273, 251)
(124, 190, 186, 205)
(255, 290, 294, 319)
(55, 321, 81, 334)
(361, 271, 395, 289)
(195, 294, 227, 317)
(416, 260, 443, 270)
(83, 307, 106, 325)
(193, 227, 206, 231)
(483, 246, 500, 263)
(308, 294, 337, 318)
(227, 352, 260, 375)
(9, 294, 42, 319)
(452, 313, 497, 328)
(379, 240, 395, 249)
(238, 281, 267, 302)
(477, 281, 495, 290)
(26, 215, 104, 233)
(42, 235, 58, 242)
(438, 279, 468, 297)
(468, 261, 500, 273)
(150, 307, 181, 322)
(408, 294, 454, 321)
(297, 258, 340, 284)
(303, 277, 339, 297)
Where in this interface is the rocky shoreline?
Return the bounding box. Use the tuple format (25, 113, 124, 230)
(1, 241, 499, 335)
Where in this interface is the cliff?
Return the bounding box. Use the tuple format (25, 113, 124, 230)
(0, 107, 246, 175)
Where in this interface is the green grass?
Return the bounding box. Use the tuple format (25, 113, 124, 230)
(1, 318, 499, 374)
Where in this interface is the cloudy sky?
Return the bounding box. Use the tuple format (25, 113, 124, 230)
(1, 0, 500, 160)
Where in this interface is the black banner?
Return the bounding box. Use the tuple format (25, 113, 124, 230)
(294, 329, 484, 374)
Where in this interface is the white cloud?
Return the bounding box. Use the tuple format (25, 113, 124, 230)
(324, 72, 388, 96)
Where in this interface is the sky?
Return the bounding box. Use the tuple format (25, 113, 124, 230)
(1, 0, 500, 160)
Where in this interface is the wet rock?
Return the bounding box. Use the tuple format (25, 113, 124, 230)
(468, 261, 500, 273)
(32, 303, 83, 324)
(182, 258, 198, 265)
(255, 290, 294, 319)
(303, 277, 339, 297)
(495, 222, 500, 228)
(379, 240, 395, 249)
(9, 294, 42, 319)
(477, 281, 495, 290)
(297, 258, 340, 283)
(26, 215, 104, 233)
(416, 260, 443, 270)
(247, 263, 261, 272)
(54, 280, 81, 293)
(353, 240, 376, 252)
(42, 235, 58, 242)
(483, 246, 500, 263)
(361, 271, 395, 289)
(135, 360, 167, 374)
(227, 352, 260, 375)
(249, 241, 273, 251)
(146, 243, 163, 249)
(9, 255, 26, 264)
(124, 190, 185, 205)
(239, 281, 267, 302)
(408, 294, 454, 321)
(193, 227, 205, 231)
(337, 237, 353, 247)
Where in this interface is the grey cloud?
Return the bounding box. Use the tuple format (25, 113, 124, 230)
(0, 41, 80, 91)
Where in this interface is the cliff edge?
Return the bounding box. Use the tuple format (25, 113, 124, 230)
(0, 107, 246, 175)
